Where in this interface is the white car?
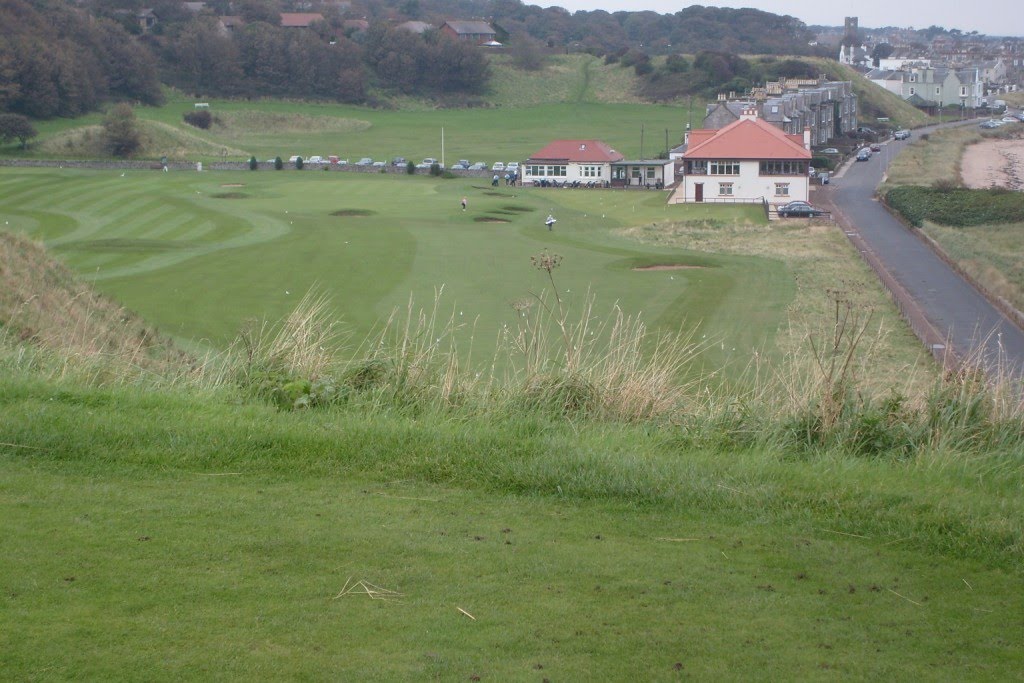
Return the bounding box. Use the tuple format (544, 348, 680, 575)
(307, 156, 325, 164)
(506, 162, 519, 172)
(355, 158, 374, 166)
(492, 162, 505, 172)
(288, 155, 301, 163)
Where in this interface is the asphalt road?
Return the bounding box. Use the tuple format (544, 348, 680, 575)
(824, 125, 1024, 379)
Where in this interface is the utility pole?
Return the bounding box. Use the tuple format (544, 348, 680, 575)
(640, 124, 644, 160)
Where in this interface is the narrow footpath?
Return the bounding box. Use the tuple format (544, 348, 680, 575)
(819, 126, 1024, 379)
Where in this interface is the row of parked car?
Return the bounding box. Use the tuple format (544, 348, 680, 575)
(979, 113, 1024, 129)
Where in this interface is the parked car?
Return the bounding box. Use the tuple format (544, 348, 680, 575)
(288, 155, 301, 163)
(819, 148, 840, 154)
(778, 202, 827, 218)
(893, 130, 911, 140)
(415, 158, 442, 169)
(506, 162, 520, 172)
(469, 162, 488, 170)
(856, 148, 871, 161)
(307, 156, 325, 164)
(1002, 117, 1020, 123)
(808, 167, 817, 177)
(372, 161, 386, 167)
(491, 161, 505, 171)
(355, 157, 373, 166)
(457, 159, 470, 168)
(391, 157, 407, 167)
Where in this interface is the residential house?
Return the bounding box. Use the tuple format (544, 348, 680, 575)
(679, 108, 811, 205)
(522, 140, 623, 185)
(440, 20, 496, 45)
(218, 15, 245, 34)
(702, 79, 856, 149)
(866, 65, 984, 109)
(280, 12, 325, 28)
(137, 8, 157, 32)
(980, 59, 1007, 86)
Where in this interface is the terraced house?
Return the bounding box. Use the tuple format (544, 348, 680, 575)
(700, 78, 857, 147)
(866, 65, 984, 110)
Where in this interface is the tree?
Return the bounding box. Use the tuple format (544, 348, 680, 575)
(510, 34, 548, 71)
(249, 155, 258, 170)
(103, 103, 142, 157)
(274, 156, 283, 170)
(0, 113, 38, 149)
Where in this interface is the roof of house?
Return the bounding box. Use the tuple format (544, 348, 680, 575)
(526, 140, 624, 163)
(280, 12, 324, 27)
(343, 19, 369, 30)
(683, 117, 810, 160)
(442, 20, 495, 35)
(220, 15, 245, 28)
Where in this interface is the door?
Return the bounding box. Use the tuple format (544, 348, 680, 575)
(695, 183, 704, 202)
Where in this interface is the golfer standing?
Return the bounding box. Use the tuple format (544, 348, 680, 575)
(461, 197, 467, 211)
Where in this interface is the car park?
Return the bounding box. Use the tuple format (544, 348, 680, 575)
(893, 130, 911, 140)
(355, 157, 373, 166)
(856, 148, 871, 161)
(778, 202, 827, 218)
(819, 148, 840, 154)
(492, 162, 505, 171)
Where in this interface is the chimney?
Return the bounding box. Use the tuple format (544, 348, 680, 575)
(803, 127, 811, 150)
(580, 143, 586, 151)
(718, 93, 726, 101)
(740, 106, 758, 121)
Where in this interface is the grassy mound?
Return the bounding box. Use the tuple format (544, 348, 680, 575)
(213, 111, 372, 136)
(0, 231, 191, 378)
(36, 120, 249, 160)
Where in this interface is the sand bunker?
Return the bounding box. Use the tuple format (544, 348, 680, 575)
(632, 264, 706, 271)
(961, 138, 1024, 191)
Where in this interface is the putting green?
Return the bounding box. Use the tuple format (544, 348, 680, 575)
(1, 168, 791, 370)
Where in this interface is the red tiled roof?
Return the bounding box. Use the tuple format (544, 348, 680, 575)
(280, 12, 324, 27)
(684, 117, 810, 160)
(526, 140, 624, 163)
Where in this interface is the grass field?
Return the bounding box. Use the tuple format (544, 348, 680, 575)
(0, 168, 791, 375)
(2, 376, 1021, 680)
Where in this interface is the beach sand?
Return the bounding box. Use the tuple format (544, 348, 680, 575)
(960, 137, 1024, 191)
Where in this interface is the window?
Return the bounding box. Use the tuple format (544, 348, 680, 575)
(631, 167, 641, 179)
(760, 161, 805, 176)
(546, 165, 566, 177)
(686, 160, 707, 174)
(775, 183, 790, 197)
(936, 87, 941, 95)
(581, 165, 602, 178)
(718, 183, 734, 196)
(646, 167, 656, 180)
(960, 86, 967, 96)
(709, 161, 740, 175)
(909, 87, 916, 95)
(526, 165, 543, 176)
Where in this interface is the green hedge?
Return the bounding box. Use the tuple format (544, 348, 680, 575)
(886, 186, 1024, 227)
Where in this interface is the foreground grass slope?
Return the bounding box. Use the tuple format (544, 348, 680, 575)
(2, 375, 1022, 680)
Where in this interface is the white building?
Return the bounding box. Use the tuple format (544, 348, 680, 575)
(678, 108, 811, 206)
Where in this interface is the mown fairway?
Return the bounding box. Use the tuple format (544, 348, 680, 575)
(1, 168, 782, 369)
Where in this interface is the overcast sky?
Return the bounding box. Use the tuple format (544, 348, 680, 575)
(541, 1, 1024, 38)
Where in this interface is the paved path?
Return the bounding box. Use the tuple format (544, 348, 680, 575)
(821, 126, 1024, 379)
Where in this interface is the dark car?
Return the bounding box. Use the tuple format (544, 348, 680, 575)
(870, 143, 882, 152)
(778, 202, 827, 218)
(893, 129, 911, 140)
(392, 157, 407, 167)
(856, 148, 871, 161)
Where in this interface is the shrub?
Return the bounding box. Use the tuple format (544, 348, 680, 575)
(274, 156, 283, 170)
(249, 155, 258, 171)
(406, 160, 416, 175)
(429, 162, 442, 176)
(295, 156, 303, 170)
(886, 186, 1024, 227)
(183, 110, 212, 129)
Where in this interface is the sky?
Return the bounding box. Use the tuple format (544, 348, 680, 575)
(540, 1, 1024, 38)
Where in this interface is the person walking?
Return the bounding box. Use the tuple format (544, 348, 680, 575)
(492, 173, 499, 187)
(545, 214, 556, 231)
(461, 196, 467, 211)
